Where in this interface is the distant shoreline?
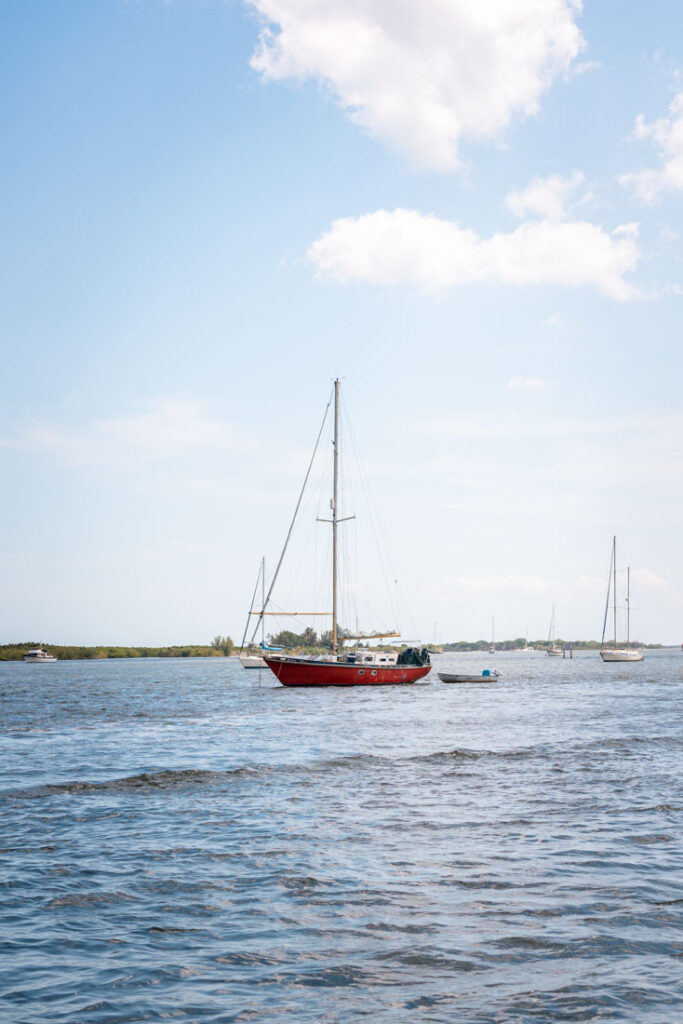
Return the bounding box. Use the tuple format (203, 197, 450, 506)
(0, 644, 233, 662)
(0, 640, 675, 661)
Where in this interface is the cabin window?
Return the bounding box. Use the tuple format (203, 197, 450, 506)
(358, 669, 364, 676)
(371, 670, 377, 676)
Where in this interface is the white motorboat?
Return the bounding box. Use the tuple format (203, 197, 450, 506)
(23, 648, 57, 663)
(600, 537, 644, 662)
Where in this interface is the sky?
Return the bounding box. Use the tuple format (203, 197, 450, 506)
(1, 0, 682, 646)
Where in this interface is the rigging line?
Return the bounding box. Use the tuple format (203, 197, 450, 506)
(278, 444, 333, 623)
(249, 386, 333, 646)
(342, 396, 399, 628)
(341, 394, 401, 631)
(239, 560, 263, 654)
(601, 539, 614, 646)
(280, 469, 323, 611)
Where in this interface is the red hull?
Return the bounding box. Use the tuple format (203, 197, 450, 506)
(264, 656, 431, 686)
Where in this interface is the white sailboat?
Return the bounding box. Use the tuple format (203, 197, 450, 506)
(546, 606, 562, 657)
(238, 557, 268, 669)
(600, 537, 644, 662)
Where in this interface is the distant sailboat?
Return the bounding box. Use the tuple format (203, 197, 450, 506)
(488, 617, 495, 654)
(600, 537, 644, 662)
(238, 557, 278, 669)
(546, 606, 562, 657)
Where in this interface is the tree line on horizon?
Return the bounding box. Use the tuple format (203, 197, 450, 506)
(0, 631, 664, 661)
(0, 637, 235, 661)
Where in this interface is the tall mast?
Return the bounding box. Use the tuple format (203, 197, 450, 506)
(332, 379, 340, 657)
(613, 536, 617, 646)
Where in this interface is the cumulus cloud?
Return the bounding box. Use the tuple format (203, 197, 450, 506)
(247, 0, 584, 170)
(308, 207, 640, 299)
(620, 92, 683, 202)
(507, 171, 585, 220)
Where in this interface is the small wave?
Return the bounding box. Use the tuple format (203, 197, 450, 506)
(1, 766, 265, 800)
(374, 948, 479, 971)
(214, 952, 290, 968)
(415, 748, 485, 764)
(47, 891, 137, 909)
(147, 925, 202, 934)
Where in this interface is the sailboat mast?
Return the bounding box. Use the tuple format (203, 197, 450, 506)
(613, 536, 617, 646)
(332, 379, 340, 657)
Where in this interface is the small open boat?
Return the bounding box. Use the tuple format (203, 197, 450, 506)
(438, 670, 499, 683)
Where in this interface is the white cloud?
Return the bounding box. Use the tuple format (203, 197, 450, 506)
(507, 171, 585, 220)
(508, 376, 553, 390)
(19, 399, 247, 469)
(247, 0, 584, 170)
(308, 207, 640, 300)
(620, 92, 683, 202)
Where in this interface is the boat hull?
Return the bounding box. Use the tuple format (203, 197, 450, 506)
(239, 655, 267, 669)
(438, 672, 498, 683)
(264, 656, 430, 686)
(600, 648, 644, 662)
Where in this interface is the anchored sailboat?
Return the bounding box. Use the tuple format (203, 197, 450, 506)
(546, 605, 562, 657)
(239, 558, 268, 668)
(600, 537, 644, 662)
(262, 380, 431, 686)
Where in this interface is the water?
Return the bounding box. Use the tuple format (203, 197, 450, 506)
(1, 650, 682, 1023)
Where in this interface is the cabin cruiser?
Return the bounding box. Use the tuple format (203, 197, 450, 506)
(23, 648, 57, 663)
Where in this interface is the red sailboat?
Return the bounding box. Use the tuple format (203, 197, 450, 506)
(258, 379, 431, 687)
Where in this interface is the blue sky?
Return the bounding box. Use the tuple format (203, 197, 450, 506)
(1, 0, 682, 645)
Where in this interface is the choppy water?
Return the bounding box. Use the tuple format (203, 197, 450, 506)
(1, 650, 682, 1023)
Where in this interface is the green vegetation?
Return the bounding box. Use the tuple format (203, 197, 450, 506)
(211, 636, 235, 655)
(269, 627, 329, 652)
(267, 626, 370, 654)
(0, 638, 234, 661)
(441, 638, 664, 651)
(1, 633, 666, 661)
